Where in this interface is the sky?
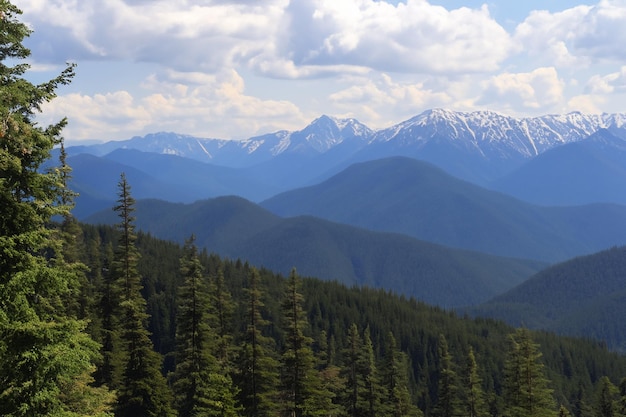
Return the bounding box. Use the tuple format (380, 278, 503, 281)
(12, 0, 626, 143)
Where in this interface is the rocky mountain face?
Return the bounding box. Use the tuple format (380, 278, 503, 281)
(67, 109, 626, 185)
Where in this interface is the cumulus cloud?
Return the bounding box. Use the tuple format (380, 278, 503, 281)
(16, 0, 513, 77)
(328, 73, 455, 128)
(39, 69, 305, 140)
(585, 66, 626, 94)
(258, 0, 514, 77)
(478, 67, 564, 113)
(515, 1, 626, 67)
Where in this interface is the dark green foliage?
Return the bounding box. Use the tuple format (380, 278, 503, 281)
(503, 328, 557, 417)
(381, 332, 422, 417)
(279, 268, 333, 417)
(235, 267, 280, 417)
(462, 347, 488, 417)
(0, 2, 113, 415)
(171, 236, 239, 417)
(433, 334, 460, 417)
(594, 377, 617, 417)
(111, 175, 174, 417)
(76, 222, 626, 417)
(84, 196, 544, 307)
(472, 246, 626, 351)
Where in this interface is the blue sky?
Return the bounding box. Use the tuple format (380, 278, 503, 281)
(13, 0, 626, 143)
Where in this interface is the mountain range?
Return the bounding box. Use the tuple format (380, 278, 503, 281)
(469, 246, 626, 351)
(70, 108, 626, 347)
(85, 195, 544, 308)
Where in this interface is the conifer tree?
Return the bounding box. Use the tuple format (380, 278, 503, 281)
(381, 332, 422, 417)
(433, 334, 461, 417)
(503, 328, 557, 417)
(95, 241, 119, 387)
(112, 174, 174, 417)
(236, 267, 280, 417)
(559, 404, 573, 417)
(172, 235, 239, 417)
(595, 376, 617, 417)
(212, 265, 236, 370)
(279, 268, 333, 417)
(342, 323, 363, 417)
(463, 346, 488, 417)
(0, 1, 113, 415)
(358, 326, 383, 417)
(316, 330, 346, 416)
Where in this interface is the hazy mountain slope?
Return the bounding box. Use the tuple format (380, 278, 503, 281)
(69, 109, 626, 192)
(103, 148, 281, 201)
(261, 156, 626, 262)
(492, 129, 626, 206)
(469, 246, 626, 350)
(67, 153, 202, 218)
(84, 196, 544, 307)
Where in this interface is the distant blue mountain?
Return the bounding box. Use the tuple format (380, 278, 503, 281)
(492, 129, 626, 206)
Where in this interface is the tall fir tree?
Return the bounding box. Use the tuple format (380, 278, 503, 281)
(463, 346, 488, 417)
(212, 265, 236, 371)
(0, 1, 113, 415)
(595, 376, 617, 417)
(172, 235, 239, 417)
(358, 326, 383, 417)
(111, 174, 174, 417)
(381, 332, 422, 417)
(279, 268, 333, 417)
(432, 334, 461, 417)
(503, 328, 557, 417)
(341, 323, 363, 417)
(235, 267, 280, 417)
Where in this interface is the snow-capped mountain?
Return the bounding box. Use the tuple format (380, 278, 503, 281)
(66, 108, 626, 185)
(369, 108, 624, 158)
(67, 115, 372, 166)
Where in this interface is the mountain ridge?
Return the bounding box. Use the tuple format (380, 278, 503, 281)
(67, 108, 626, 166)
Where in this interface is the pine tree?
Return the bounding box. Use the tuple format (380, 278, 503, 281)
(316, 330, 346, 417)
(235, 267, 280, 417)
(381, 332, 422, 417)
(595, 376, 617, 417)
(358, 326, 383, 417)
(95, 241, 119, 387)
(463, 346, 488, 417)
(172, 235, 239, 417)
(112, 174, 174, 417)
(341, 323, 363, 417)
(503, 328, 557, 417)
(0, 2, 113, 415)
(279, 268, 333, 417)
(432, 334, 460, 417)
(559, 405, 573, 417)
(212, 265, 236, 370)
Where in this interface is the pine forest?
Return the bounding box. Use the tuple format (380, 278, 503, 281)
(4, 1, 626, 416)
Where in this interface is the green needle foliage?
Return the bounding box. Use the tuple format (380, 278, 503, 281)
(503, 328, 557, 417)
(112, 174, 174, 417)
(0, 1, 113, 415)
(235, 267, 280, 417)
(172, 235, 239, 417)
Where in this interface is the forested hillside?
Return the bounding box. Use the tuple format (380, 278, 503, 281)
(470, 246, 626, 351)
(84, 196, 544, 307)
(73, 219, 626, 416)
(4, 2, 626, 416)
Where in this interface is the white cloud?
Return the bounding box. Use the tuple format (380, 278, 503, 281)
(585, 66, 626, 94)
(17, 0, 513, 77)
(40, 69, 305, 140)
(276, 0, 513, 76)
(478, 67, 565, 113)
(514, 1, 626, 68)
